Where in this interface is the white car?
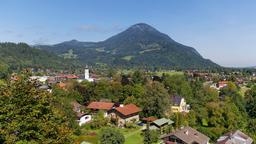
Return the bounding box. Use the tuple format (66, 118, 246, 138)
(79, 115, 92, 126)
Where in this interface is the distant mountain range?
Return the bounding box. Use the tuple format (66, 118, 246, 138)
(36, 23, 219, 69)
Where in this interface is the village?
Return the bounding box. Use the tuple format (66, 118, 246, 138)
(25, 68, 256, 144)
(2, 1, 256, 144)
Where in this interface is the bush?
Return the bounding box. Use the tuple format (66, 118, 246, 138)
(99, 127, 125, 144)
(143, 128, 160, 144)
(125, 123, 138, 129)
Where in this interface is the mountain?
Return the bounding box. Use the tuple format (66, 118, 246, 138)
(0, 42, 80, 71)
(36, 23, 219, 69)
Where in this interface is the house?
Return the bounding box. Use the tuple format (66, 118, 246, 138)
(171, 96, 190, 113)
(30, 76, 49, 84)
(111, 104, 141, 127)
(87, 101, 115, 117)
(72, 101, 92, 126)
(162, 127, 210, 144)
(216, 130, 253, 144)
(147, 118, 174, 133)
(55, 74, 79, 81)
(218, 81, 228, 89)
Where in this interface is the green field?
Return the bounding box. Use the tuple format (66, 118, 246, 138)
(122, 55, 134, 61)
(154, 71, 184, 76)
(76, 127, 143, 144)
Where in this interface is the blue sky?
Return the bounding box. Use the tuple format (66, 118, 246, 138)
(0, 0, 255, 67)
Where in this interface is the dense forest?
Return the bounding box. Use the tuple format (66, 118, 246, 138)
(0, 42, 81, 79)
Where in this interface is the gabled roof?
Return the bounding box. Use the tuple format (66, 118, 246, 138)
(217, 130, 253, 144)
(115, 104, 141, 116)
(163, 127, 209, 144)
(171, 95, 183, 106)
(87, 102, 114, 110)
(152, 118, 174, 127)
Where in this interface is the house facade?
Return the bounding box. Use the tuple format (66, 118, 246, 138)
(110, 104, 141, 127)
(171, 96, 190, 113)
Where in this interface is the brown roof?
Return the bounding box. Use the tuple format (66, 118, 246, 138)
(87, 102, 114, 110)
(142, 116, 158, 122)
(115, 104, 141, 116)
(163, 127, 209, 144)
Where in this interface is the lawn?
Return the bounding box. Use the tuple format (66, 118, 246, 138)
(124, 130, 143, 144)
(122, 55, 134, 61)
(120, 128, 143, 144)
(76, 127, 143, 144)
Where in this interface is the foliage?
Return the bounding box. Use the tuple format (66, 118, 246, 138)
(245, 85, 256, 118)
(189, 80, 248, 141)
(0, 75, 74, 143)
(0, 42, 81, 71)
(99, 127, 125, 144)
(52, 87, 82, 135)
(89, 111, 109, 129)
(132, 70, 147, 85)
(162, 74, 193, 101)
(140, 82, 169, 117)
(143, 124, 160, 144)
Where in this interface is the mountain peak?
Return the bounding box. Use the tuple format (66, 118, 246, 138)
(128, 23, 158, 32)
(104, 22, 175, 45)
(36, 23, 219, 69)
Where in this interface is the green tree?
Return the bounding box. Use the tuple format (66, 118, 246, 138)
(99, 128, 125, 144)
(245, 86, 256, 118)
(162, 74, 192, 101)
(140, 82, 169, 117)
(132, 70, 146, 85)
(143, 123, 160, 144)
(89, 111, 108, 129)
(0, 75, 74, 143)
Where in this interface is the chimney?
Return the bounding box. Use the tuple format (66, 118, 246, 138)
(185, 130, 189, 135)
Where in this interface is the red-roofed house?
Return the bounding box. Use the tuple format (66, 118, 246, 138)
(218, 81, 228, 89)
(111, 104, 141, 127)
(87, 102, 115, 117)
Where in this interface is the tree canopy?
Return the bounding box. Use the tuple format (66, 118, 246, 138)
(0, 75, 74, 143)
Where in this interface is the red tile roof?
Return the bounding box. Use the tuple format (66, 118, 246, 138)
(115, 104, 141, 116)
(57, 74, 79, 79)
(65, 75, 79, 79)
(87, 102, 114, 110)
